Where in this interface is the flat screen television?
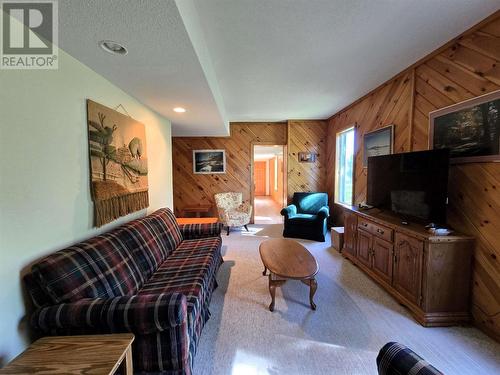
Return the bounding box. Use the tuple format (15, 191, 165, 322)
(366, 149, 450, 224)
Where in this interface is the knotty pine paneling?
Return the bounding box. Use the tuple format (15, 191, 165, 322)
(287, 120, 328, 203)
(327, 71, 412, 208)
(172, 122, 286, 218)
(413, 16, 500, 338)
(327, 12, 500, 340)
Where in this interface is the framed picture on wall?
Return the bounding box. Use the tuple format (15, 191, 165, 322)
(363, 124, 394, 167)
(298, 152, 317, 163)
(193, 150, 226, 174)
(429, 89, 500, 163)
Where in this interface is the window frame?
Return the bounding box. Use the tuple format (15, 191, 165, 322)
(334, 126, 355, 206)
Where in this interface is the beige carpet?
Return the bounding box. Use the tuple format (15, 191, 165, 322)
(194, 224, 500, 375)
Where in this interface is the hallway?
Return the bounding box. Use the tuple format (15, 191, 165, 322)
(254, 196, 283, 224)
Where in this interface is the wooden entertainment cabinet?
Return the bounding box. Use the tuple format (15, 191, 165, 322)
(342, 206, 474, 327)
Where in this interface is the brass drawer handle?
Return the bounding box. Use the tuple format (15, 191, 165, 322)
(377, 229, 384, 234)
(362, 223, 368, 227)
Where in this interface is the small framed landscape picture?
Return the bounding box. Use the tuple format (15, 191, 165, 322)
(363, 125, 394, 167)
(298, 152, 317, 163)
(193, 150, 226, 174)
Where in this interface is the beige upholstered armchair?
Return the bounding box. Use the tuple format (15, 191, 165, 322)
(214, 192, 252, 235)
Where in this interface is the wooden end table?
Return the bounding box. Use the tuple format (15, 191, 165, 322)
(259, 238, 319, 312)
(0, 334, 134, 375)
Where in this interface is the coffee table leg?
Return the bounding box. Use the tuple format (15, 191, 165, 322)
(268, 274, 276, 311)
(309, 278, 317, 310)
(268, 274, 287, 312)
(262, 266, 267, 276)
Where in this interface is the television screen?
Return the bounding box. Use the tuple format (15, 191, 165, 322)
(366, 149, 450, 224)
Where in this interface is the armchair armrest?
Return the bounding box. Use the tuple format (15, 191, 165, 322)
(280, 204, 297, 218)
(237, 202, 252, 216)
(179, 222, 223, 239)
(216, 207, 230, 225)
(317, 206, 330, 220)
(32, 293, 188, 335)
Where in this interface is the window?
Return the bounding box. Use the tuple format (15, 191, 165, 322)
(335, 127, 355, 205)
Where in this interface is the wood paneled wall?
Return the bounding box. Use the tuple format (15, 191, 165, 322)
(326, 72, 413, 208)
(287, 120, 328, 203)
(172, 122, 286, 217)
(327, 12, 500, 340)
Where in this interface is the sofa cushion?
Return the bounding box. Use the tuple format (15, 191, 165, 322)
(32, 229, 147, 303)
(120, 208, 183, 279)
(138, 237, 222, 318)
(31, 208, 182, 304)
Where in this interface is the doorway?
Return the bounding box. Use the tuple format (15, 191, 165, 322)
(252, 145, 286, 224)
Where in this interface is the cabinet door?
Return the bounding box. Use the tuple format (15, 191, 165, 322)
(343, 212, 357, 257)
(393, 233, 424, 306)
(372, 237, 393, 285)
(356, 229, 372, 268)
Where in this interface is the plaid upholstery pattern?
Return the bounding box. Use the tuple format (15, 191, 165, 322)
(120, 208, 183, 279)
(32, 293, 187, 334)
(32, 230, 147, 303)
(31, 208, 183, 305)
(26, 208, 222, 375)
(23, 272, 52, 309)
(179, 222, 223, 240)
(139, 237, 223, 360)
(377, 342, 443, 375)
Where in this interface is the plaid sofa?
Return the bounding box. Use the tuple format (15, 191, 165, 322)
(24, 208, 223, 375)
(377, 342, 443, 375)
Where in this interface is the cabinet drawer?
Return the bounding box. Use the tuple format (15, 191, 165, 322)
(358, 218, 371, 231)
(358, 218, 393, 242)
(370, 222, 393, 242)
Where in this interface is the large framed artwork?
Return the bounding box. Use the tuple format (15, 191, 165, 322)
(193, 150, 226, 174)
(429, 89, 500, 163)
(87, 99, 149, 227)
(363, 124, 394, 167)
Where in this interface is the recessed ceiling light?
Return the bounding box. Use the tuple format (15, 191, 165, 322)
(99, 40, 128, 55)
(173, 107, 186, 113)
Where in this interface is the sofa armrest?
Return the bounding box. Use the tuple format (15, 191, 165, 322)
(317, 206, 330, 220)
(32, 293, 188, 335)
(179, 222, 223, 239)
(377, 342, 443, 375)
(280, 204, 297, 218)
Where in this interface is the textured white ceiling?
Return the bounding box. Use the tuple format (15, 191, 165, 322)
(193, 0, 499, 121)
(57, 0, 499, 135)
(58, 0, 228, 136)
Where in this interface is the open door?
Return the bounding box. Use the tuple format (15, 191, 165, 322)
(251, 144, 285, 224)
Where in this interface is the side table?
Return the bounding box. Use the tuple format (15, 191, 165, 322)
(0, 334, 134, 374)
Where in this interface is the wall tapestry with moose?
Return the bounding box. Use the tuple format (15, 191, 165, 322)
(87, 99, 149, 226)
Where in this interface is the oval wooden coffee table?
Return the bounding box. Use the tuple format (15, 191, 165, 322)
(259, 238, 319, 312)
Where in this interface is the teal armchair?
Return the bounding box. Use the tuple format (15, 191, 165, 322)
(281, 192, 329, 242)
